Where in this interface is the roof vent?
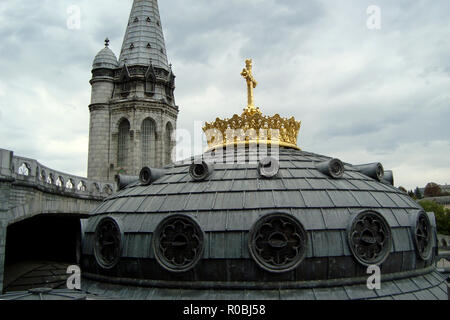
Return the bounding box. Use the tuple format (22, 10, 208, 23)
(139, 167, 167, 185)
(115, 174, 139, 191)
(316, 158, 344, 179)
(383, 170, 394, 186)
(258, 156, 280, 178)
(189, 161, 214, 181)
(354, 163, 384, 181)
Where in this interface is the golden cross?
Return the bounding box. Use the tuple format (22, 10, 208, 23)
(241, 59, 258, 110)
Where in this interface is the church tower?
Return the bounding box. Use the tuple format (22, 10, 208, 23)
(88, 0, 178, 182)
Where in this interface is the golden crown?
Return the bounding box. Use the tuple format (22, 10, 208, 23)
(203, 59, 301, 150)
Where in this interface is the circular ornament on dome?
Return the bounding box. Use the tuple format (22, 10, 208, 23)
(258, 156, 280, 178)
(374, 163, 384, 181)
(249, 213, 307, 273)
(153, 215, 204, 272)
(412, 211, 433, 260)
(139, 167, 153, 185)
(189, 161, 213, 181)
(347, 211, 391, 266)
(316, 158, 344, 179)
(94, 217, 122, 269)
(328, 159, 344, 178)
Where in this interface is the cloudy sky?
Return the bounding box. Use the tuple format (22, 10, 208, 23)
(0, 0, 449, 190)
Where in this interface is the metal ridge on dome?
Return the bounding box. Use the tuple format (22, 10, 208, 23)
(203, 59, 301, 151)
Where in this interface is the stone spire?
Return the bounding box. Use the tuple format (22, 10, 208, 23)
(119, 0, 169, 70)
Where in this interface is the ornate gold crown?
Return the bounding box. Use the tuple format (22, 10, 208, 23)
(203, 59, 301, 150)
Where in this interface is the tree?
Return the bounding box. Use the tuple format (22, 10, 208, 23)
(414, 187, 422, 199)
(424, 182, 442, 197)
(419, 200, 450, 236)
(408, 190, 415, 199)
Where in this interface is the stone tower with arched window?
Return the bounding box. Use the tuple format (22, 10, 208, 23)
(88, 0, 178, 182)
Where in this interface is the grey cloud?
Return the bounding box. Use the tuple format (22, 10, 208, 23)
(162, 0, 324, 64)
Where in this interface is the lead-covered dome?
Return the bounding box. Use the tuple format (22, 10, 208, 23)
(92, 44, 119, 70)
(80, 146, 447, 300)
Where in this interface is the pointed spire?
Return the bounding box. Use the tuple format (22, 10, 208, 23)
(119, 0, 169, 70)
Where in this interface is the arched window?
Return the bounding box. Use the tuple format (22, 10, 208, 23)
(77, 181, 87, 191)
(56, 176, 64, 188)
(141, 118, 156, 166)
(145, 77, 155, 94)
(145, 65, 156, 95)
(46, 173, 54, 185)
(122, 81, 131, 94)
(118, 119, 131, 167)
(40, 170, 46, 182)
(18, 163, 30, 176)
(66, 179, 74, 189)
(119, 66, 131, 97)
(165, 122, 174, 165)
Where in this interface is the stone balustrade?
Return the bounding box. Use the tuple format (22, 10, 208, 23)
(0, 148, 115, 204)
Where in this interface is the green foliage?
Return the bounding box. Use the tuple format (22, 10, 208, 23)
(414, 187, 422, 199)
(419, 200, 450, 236)
(419, 200, 444, 214)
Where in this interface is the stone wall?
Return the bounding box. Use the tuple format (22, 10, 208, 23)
(107, 101, 177, 177)
(88, 104, 111, 181)
(88, 60, 179, 183)
(0, 148, 115, 293)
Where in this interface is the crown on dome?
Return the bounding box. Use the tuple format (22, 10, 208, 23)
(203, 59, 301, 150)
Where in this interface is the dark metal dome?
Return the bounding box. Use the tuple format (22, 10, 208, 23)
(80, 147, 448, 300)
(92, 46, 119, 70)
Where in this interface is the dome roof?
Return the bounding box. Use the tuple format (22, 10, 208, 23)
(92, 148, 418, 223)
(92, 46, 119, 70)
(80, 146, 447, 299)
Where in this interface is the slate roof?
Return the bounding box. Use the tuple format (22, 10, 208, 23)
(90, 148, 421, 235)
(92, 46, 119, 70)
(118, 0, 169, 69)
(79, 146, 447, 299)
(83, 147, 430, 269)
(80, 271, 449, 300)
